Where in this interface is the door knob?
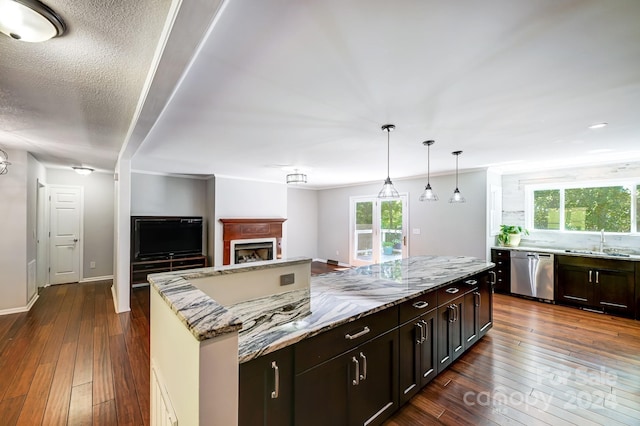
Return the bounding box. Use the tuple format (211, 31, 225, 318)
(73, 238, 78, 242)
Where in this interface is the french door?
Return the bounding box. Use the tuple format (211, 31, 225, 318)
(350, 195, 408, 266)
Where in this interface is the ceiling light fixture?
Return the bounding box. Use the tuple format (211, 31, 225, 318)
(0, 148, 11, 175)
(419, 140, 438, 202)
(286, 170, 307, 184)
(449, 151, 465, 203)
(588, 122, 608, 129)
(0, 0, 66, 42)
(72, 166, 94, 175)
(378, 124, 399, 199)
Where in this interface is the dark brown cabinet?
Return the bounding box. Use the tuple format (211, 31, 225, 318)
(491, 249, 511, 294)
(130, 255, 207, 286)
(437, 295, 465, 373)
(556, 256, 635, 318)
(294, 329, 398, 426)
(239, 347, 293, 426)
(398, 306, 437, 405)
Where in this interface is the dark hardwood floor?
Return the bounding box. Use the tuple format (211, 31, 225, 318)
(1, 282, 639, 425)
(0, 281, 150, 426)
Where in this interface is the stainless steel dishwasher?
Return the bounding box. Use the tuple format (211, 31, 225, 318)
(510, 251, 554, 300)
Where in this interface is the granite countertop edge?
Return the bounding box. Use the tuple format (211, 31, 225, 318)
(492, 246, 640, 261)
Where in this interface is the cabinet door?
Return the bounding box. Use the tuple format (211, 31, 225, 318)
(349, 330, 399, 426)
(463, 290, 479, 348)
(398, 309, 437, 405)
(398, 319, 423, 404)
(478, 273, 493, 338)
(556, 264, 592, 306)
(436, 302, 463, 373)
(491, 250, 511, 294)
(450, 297, 465, 362)
(418, 309, 438, 388)
(596, 268, 635, 317)
(294, 354, 348, 426)
(239, 347, 293, 426)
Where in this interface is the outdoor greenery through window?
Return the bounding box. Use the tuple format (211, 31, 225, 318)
(530, 182, 638, 233)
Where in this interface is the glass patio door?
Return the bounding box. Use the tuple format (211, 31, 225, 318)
(350, 195, 408, 266)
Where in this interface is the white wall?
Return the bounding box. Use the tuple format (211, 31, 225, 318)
(47, 169, 115, 279)
(317, 170, 490, 264)
(131, 172, 207, 216)
(214, 177, 287, 266)
(287, 187, 318, 259)
(0, 149, 28, 311)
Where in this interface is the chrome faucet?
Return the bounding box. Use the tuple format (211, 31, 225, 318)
(599, 229, 605, 253)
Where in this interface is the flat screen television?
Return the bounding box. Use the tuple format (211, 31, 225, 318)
(131, 216, 203, 261)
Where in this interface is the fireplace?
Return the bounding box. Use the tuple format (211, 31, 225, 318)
(220, 218, 286, 265)
(231, 238, 276, 264)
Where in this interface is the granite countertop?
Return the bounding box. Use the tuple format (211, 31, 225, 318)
(149, 255, 493, 363)
(493, 246, 640, 261)
(228, 256, 493, 363)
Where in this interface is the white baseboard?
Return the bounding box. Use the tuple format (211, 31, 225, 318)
(0, 294, 40, 316)
(80, 275, 114, 283)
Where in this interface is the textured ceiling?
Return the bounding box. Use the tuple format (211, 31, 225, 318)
(0, 0, 173, 171)
(2, 0, 640, 186)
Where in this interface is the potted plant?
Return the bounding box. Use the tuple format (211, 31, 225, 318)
(382, 241, 394, 255)
(497, 225, 529, 247)
(392, 239, 402, 250)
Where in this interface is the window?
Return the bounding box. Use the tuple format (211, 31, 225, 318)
(529, 181, 638, 233)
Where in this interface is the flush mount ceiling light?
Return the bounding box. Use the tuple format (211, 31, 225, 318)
(286, 170, 307, 184)
(378, 124, 400, 199)
(449, 150, 466, 204)
(588, 122, 608, 129)
(419, 140, 438, 202)
(72, 166, 94, 175)
(0, 0, 66, 42)
(0, 148, 11, 175)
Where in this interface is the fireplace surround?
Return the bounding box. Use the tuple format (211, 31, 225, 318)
(220, 218, 286, 265)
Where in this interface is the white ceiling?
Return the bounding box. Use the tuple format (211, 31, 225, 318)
(2, 0, 640, 188)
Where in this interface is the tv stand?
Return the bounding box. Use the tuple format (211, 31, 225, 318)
(130, 255, 208, 286)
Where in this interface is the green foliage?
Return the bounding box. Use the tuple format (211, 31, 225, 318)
(497, 225, 528, 245)
(533, 189, 560, 230)
(382, 241, 394, 248)
(565, 186, 630, 232)
(380, 200, 403, 231)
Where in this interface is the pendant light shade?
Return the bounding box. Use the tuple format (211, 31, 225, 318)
(419, 140, 438, 202)
(286, 170, 307, 184)
(0, 148, 11, 175)
(449, 150, 466, 203)
(378, 124, 399, 199)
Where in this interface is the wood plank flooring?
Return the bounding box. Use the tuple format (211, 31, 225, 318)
(1, 282, 639, 425)
(0, 281, 150, 426)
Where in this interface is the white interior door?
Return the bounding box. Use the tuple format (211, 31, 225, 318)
(49, 186, 82, 285)
(350, 195, 408, 266)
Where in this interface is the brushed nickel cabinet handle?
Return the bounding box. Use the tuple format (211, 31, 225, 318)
(352, 357, 360, 386)
(345, 326, 370, 340)
(415, 322, 424, 344)
(412, 301, 429, 309)
(359, 352, 367, 381)
(445, 288, 459, 294)
(270, 361, 279, 399)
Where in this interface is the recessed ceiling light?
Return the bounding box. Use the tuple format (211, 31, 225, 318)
(588, 122, 608, 129)
(0, 0, 66, 42)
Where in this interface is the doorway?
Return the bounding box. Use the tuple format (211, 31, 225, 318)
(49, 185, 83, 285)
(349, 195, 408, 266)
(36, 180, 48, 290)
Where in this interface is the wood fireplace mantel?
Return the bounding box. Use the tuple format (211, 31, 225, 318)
(220, 218, 286, 265)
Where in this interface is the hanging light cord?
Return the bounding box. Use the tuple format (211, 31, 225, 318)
(386, 128, 391, 179)
(427, 144, 431, 183)
(455, 153, 458, 188)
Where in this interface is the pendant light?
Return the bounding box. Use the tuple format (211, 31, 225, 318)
(378, 124, 399, 198)
(286, 169, 307, 184)
(0, 148, 11, 175)
(449, 150, 465, 203)
(419, 140, 438, 202)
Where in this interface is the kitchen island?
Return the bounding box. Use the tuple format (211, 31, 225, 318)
(149, 255, 494, 425)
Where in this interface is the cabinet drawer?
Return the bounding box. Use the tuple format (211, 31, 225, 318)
(557, 255, 635, 272)
(399, 291, 437, 324)
(492, 249, 511, 260)
(295, 307, 398, 374)
(438, 281, 470, 306)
